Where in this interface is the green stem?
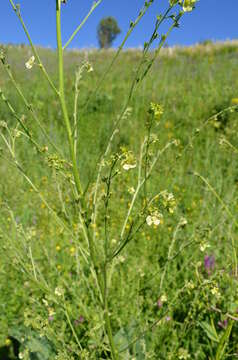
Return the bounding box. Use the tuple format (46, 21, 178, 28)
(193, 171, 238, 228)
(84, 0, 154, 108)
(144, 117, 152, 202)
(9, 0, 58, 96)
(63, 0, 102, 50)
(56, 0, 83, 196)
(103, 291, 118, 360)
(56, 2, 118, 358)
(1, 58, 61, 154)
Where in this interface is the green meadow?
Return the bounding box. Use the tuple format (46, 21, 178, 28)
(1, 41, 238, 359)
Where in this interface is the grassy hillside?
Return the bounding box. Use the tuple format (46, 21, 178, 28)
(1, 41, 238, 359)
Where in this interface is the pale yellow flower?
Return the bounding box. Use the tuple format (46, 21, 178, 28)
(123, 163, 136, 171)
(5, 338, 11, 346)
(55, 286, 64, 297)
(25, 55, 35, 69)
(211, 286, 221, 298)
(149, 102, 164, 121)
(181, 0, 197, 12)
(200, 242, 210, 252)
(160, 294, 167, 303)
(146, 212, 163, 227)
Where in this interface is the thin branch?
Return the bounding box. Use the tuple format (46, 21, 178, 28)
(8, 0, 58, 95)
(63, 0, 102, 50)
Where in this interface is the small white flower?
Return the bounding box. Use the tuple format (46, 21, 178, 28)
(181, 0, 197, 12)
(200, 242, 210, 252)
(128, 187, 135, 194)
(123, 163, 136, 171)
(146, 212, 163, 227)
(55, 286, 64, 297)
(48, 307, 56, 316)
(160, 294, 167, 303)
(211, 286, 221, 298)
(25, 55, 35, 69)
(86, 62, 94, 72)
(179, 217, 188, 227)
(0, 121, 7, 128)
(186, 281, 195, 290)
(118, 255, 126, 263)
(146, 216, 153, 226)
(42, 298, 49, 307)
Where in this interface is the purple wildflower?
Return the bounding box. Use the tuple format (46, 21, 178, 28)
(48, 316, 54, 322)
(74, 316, 85, 326)
(204, 255, 215, 274)
(79, 315, 85, 323)
(157, 299, 163, 308)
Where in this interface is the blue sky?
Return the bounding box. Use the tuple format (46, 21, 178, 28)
(0, 0, 237, 49)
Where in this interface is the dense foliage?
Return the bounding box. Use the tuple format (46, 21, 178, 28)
(97, 17, 121, 49)
(0, 40, 238, 359)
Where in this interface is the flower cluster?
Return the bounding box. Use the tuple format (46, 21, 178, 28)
(211, 286, 221, 298)
(204, 255, 215, 274)
(169, 0, 197, 12)
(160, 190, 176, 214)
(157, 294, 167, 308)
(121, 148, 137, 171)
(146, 211, 163, 227)
(55, 286, 65, 297)
(200, 241, 210, 252)
(148, 102, 164, 121)
(46, 154, 68, 171)
(180, 0, 197, 12)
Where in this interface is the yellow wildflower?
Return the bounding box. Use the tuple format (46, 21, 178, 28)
(231, 98, 238, 105)
(5, 338, 11, 346)
(149, 102, 164, 121)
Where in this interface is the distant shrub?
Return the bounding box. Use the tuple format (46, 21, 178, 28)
(97, 17, 121, 49)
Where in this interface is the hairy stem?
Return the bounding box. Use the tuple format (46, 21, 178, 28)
(56, 2, 118, 358)
(56, 0, 83, 197)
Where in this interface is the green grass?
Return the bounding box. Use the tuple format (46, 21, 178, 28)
(1, 41, 238, 359)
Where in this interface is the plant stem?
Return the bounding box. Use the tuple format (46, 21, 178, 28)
(56, 2, 118, 358)
(1, 58, 61, 154)
(144, 117, 153, 202)
(63, 0, 102, 50)
(56, 0, 83, 197)
(9, 0, 58, 96)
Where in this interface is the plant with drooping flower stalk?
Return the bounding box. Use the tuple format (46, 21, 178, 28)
(0, 0, 201, 358)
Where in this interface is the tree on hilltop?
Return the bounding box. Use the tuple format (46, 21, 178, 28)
(97, 17, 121, 49)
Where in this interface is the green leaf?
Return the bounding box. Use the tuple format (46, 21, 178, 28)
(9, 326, 55, 360)
(215, 321, 233, 360)
(199, 321, 219, 343)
